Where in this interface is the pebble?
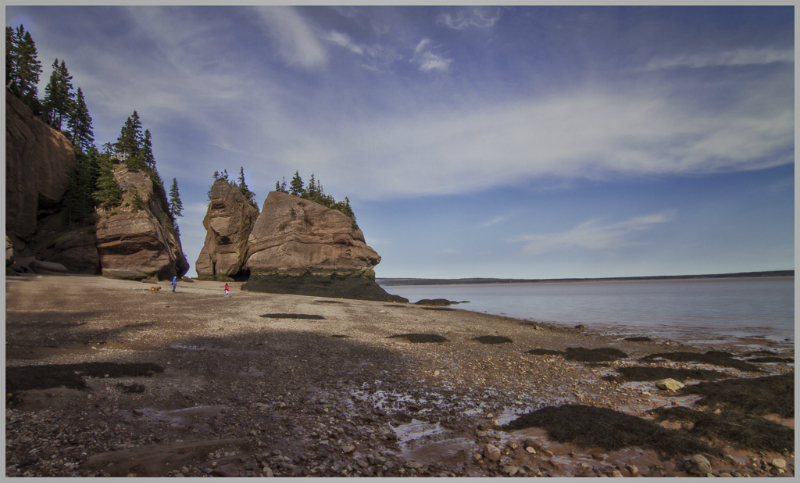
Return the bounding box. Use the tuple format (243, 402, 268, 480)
(484, 444, 501, 462)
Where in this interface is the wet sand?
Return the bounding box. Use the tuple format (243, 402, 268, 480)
(5, 274, 795, 477)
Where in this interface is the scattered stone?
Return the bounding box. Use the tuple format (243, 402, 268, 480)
(686, 454, 713, 476)
(656, 378, 685, 391)
(341, 444, 355, 454)
(502, 465, 519, 476)
(772, 459, 787, 470)
(484, 444, 501, 462)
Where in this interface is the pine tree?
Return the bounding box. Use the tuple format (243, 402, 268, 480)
(142, 129, 155, 168)
(290, 171, 304, 196)
(43, 59, 74, 131)
(237, 166, 256, 207)
(67, 87, 94, 154)
(7, 25, 43, 113)
(115, 110, 143, 158)
(169, 178, 183, 218)
(93, 157, 122, 209)
(131, 189, 146, 211)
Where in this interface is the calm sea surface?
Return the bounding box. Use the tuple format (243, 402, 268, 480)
(381, 277, 795, 347)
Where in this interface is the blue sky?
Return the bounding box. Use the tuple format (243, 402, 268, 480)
(6, 6, 794, 279)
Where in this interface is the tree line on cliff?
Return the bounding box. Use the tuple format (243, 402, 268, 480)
(6, 25, 183, 231)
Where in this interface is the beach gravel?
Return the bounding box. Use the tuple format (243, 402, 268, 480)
(5, 274, 795, 477)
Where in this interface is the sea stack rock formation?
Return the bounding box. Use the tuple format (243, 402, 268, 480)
(237, 191, 391, 301)
(94, 166, 189, 280)
(195, 179, 259, 280)
(6, 91, 77, 243)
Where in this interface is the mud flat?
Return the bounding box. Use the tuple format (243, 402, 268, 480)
(5, 274, 795, 477)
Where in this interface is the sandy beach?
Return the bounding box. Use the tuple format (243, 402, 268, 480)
(5, 274, 794, 477)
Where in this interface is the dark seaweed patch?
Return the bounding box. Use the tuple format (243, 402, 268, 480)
(388, 333, 449, 344)
(260, 313, 326, 320)
(502, 404, 714, 457)
(605, 366, 729, 383)
(330, 335, 349, 339)
(117, 383, 146, 394)
(314, 300, 343, 304)
(563, 347, 628, 362)
(743, 350, 777, 357)
(746, 356, 793, 363)
(652, 406, 794, 453)
(624, 336, 653, 342)
(527, 349, 564, 356)
(678, 373, 794, 418)
(472, 335, 513, 344)
(6, 362, 164, 392)
(421, 307, 455, 311)
(414, 298, 452, 306)
(639, 351, 762, 372)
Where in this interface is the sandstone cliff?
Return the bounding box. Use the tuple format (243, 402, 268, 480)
(240, 191, 391, 301)
(6, 91, 76, 242)
(195, 179, 259, 280)
(94, 166, 189, 280)
(6, 91, 188, 278)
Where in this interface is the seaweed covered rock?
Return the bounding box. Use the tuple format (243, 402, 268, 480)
(95, 166, 188, 280)
(242, 191, 389, 301)
(195, 179, 259, 280)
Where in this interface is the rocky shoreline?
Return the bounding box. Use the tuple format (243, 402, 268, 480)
(5, 274, 794, 477)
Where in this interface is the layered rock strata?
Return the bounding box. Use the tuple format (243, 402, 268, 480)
(95, 167, 189, 280)
(195, 180, 259, 280)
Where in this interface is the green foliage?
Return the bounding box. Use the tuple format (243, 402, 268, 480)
(43, 58, 74, 131)
(6, 25, 43, 113)
(115, 110, 143, 159)
(67, 87, 94, 155)
(65, 147, 101, 225)
(236, 166, 257, 208)
(131, 189, 146, 211)
(141, 129, 155, 168)
(276, 172, 358, 228)
(93, 155, 122, 210)
(290, 171, 304, 196)
(169, 178, 183, 218)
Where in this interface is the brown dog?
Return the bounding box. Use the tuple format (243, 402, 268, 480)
(150, 286, 161, 292)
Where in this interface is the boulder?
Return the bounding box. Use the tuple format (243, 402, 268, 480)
(655, 378, 684, 391)
(27, 211, 99, 274)
(6, 235, 13, 259)
(195, 180, 259, 280)
(30, 260, 67, 275)
(685, 454, 712, 475)
(6, 91, 76, 241)
(241, 191, 390, 300)
(95, 165, 188, 280)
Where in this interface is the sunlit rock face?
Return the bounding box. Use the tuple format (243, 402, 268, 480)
(95, 166, 188, 281)
(195, 179, 259, 280)
(241, 191, 391, 301)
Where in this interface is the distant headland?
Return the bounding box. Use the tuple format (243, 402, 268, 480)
(377, 270, 794, 286)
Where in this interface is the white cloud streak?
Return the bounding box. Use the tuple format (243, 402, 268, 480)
(253, 6, 327, 69)
(645, 47, 794, 70)
(437, 8, 501, 30)
(510, 212, 675, 256)
(323, 30, 401, 72)
(411, 38, 452, 72)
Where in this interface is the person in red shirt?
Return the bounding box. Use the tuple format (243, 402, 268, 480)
(224, 283, 229, 297)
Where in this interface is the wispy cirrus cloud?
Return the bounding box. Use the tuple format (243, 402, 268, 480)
(482, 215, 511, 227)
(645, 46, 793, 70)
(411, 38, 452, 72)
(437, 7, 501, 30)
(323, 30, 401, 72)
(510, 212, 676, 256)
(253, 6, 327, 69)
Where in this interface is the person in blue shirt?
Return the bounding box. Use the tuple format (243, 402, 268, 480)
(172, 276, 177, 292)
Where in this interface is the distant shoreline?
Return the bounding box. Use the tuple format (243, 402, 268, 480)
(377, 270, 794, 286)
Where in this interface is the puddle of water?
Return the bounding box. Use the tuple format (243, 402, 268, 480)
(137, 405, 224, 424)
(168, 344, 204, 351)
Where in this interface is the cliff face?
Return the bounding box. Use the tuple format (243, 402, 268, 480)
(5, 90, 189, 278)
(245, 191, 380, 276)
(6, 91, 76, 241)
(195, 179, 259, 280)
(240, 191, 390, 301)
(95, 166, 189, 280)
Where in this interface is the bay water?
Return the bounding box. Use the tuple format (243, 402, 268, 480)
(381, 277, 794, 349)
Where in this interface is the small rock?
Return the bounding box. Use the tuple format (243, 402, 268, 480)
(525, 446, 537, 454)
(502, 465, 519, 476)
(341, 444, 355, 454)
(627, 465, 639, 477)
(592, 453, 605, 462)
(405, 461, 424, 469)
(484, 444, 501, 462)
(476, 430, 488, 437)
(772, 459, 787, 470)
(656, 378, 685, 391)
(686, 454, 713, 475)
(770, 467, 784, 476)
(262, 466, 273, 477)
(180, 466, 189, 475)
(611, 470, 624, 477)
